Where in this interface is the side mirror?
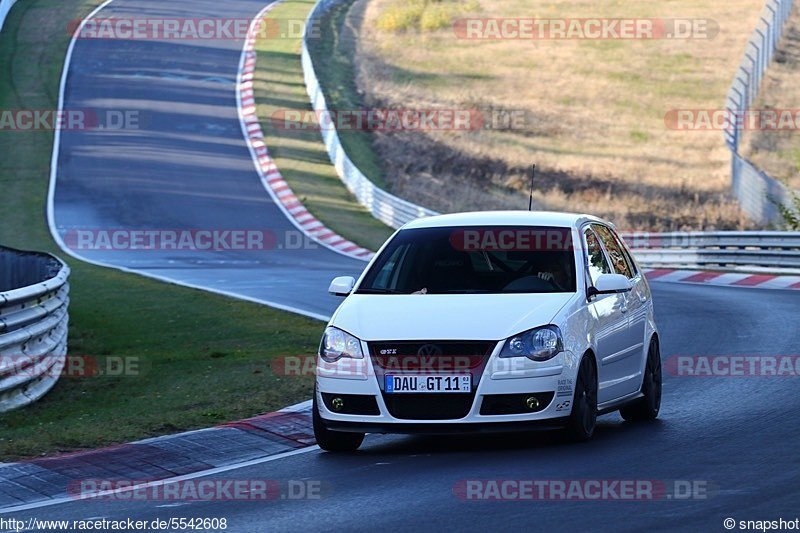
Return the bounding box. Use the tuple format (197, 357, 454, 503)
(589, 273, 632, 297)
(328, 276, 356, 296)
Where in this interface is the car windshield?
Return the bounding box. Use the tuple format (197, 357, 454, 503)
(357, 225, 577, 294)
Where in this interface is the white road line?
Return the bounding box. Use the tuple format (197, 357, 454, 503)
(44, 0, 335, 323)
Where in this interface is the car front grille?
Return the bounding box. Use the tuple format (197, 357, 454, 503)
(381, 393, 475, 420)
(367, 340, 496, 420)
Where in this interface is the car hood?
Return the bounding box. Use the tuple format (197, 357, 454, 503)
(331, 293, 575, 341)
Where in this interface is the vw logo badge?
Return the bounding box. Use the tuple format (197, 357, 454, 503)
(417, 344, 443, 356)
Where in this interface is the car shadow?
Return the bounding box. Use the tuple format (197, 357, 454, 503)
(318, 414, 668, 458)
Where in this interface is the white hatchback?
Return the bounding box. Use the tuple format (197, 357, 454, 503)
(313, 211, 661, 451)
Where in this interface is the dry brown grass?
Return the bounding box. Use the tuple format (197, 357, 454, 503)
(351, 0, 769, 230)
(741, 3, 800, 191)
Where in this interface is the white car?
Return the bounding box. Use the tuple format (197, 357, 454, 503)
(313, 211, 661, 451)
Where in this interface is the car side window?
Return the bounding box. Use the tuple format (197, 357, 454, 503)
(593, 225, 633, 279)
(618, 238, 639, 277)
(583, 228, 612, 285)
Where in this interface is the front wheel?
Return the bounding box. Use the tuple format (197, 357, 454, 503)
(620, 338, 662, 422)
(565, 355, 597, 442)
(312, 390, 364, 452)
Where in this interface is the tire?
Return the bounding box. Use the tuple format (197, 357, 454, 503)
(312, 390, 365, 452)
(565, 355, 598, 442)
(620, 338, 662, 422)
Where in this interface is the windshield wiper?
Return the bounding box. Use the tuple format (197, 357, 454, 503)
(439, 289, 491, 294)
(356, 288, 407, 294)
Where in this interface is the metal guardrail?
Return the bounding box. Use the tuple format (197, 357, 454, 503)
(301, 0, 439, 229)
(300, 0, 800, 272)
(0, 246, 70, 413)
(724, 0, 796, 224)
(622, 231, 800, 271)
(0, 0, 20, 33)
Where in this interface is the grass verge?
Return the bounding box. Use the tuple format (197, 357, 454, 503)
(254, 0, 394, 251)
(0, 0, 322, 461)
(353, 0, 768, 229)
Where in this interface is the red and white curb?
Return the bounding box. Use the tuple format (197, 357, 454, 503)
(237, 5, 374, 262)
(0, 400, 315, 513)
(644, 269, 800, 290)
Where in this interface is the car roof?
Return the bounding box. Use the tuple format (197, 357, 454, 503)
(401, 210, 609, 230)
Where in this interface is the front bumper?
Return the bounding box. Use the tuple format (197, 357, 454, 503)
(320, 417, 570, 435)
(316, 341, 580, 430)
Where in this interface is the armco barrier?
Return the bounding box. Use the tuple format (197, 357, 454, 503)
(622, 231, 800, 272)
(301, 0, 439, 229)
(724, 0, 796, 224)
(0, 0, 19, 32)
(0, 246, 70, 413)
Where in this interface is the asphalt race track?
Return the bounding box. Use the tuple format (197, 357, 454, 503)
(44, 0, 800, 531)
(13, 284, 800, 531)
(50, 0, 365, 320)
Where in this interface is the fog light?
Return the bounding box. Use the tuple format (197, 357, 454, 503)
(525, 396, 540, 410)
(331, 397, 345, 412)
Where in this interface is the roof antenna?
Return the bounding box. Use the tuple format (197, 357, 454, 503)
(527, 164, 536, 211)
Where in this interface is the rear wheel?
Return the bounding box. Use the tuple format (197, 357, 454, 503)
(565, 355, 597, 442)
(620, 338, 662, 421)
(312, 389, 365, 452)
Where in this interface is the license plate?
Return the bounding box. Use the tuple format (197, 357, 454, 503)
(384, 375, 471, 393)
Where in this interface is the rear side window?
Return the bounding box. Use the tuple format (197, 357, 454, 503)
(593, 225, 633, 279)
(617, 236, 640, 277)
(583, 228, 611, 285)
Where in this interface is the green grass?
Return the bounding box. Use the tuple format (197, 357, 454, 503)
(375, 0, 480, 32)
(0, 0, 323, 461)
(783, 147, 800, 173)
(254, 0, 394, 252)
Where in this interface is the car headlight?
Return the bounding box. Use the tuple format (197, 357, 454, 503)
(319, 326, 364, 363)
(499, 325, 564, 361)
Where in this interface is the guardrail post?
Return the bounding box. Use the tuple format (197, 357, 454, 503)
(725, 0, 796, 225)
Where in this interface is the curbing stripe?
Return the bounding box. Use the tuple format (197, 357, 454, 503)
(682, 271, 723, 283)
(644, 268, 800, 290)
(733, 274, 778, 286)
(0, 403, 315, 513)
(236, 4, 375, 263)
